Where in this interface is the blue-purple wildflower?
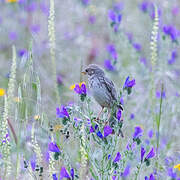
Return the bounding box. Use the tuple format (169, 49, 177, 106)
(141, 147, 146, 162)
(104, 59, 115, 71)
(60, 166, 71, 180)
(56, 105, 70, 118)
(108, 6, 122, 32)
(133, 126, 143, 139)
(52, 173, 58, 180)
(168, 50, 178, 64)
(48, 142, 60, 153)
(121, 165, 130, 177)
(163, 25, 179, 41)
(123, 76, 136, 89)
(104, 125, 113, 137)
(116, 109, 122, 120)
(145, 147, 155, 160)
(113, 152, 121, 163)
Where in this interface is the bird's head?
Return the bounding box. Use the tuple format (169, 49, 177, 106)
(82, 64, 105, 77)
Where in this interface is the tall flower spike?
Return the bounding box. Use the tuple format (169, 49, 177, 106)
(48, 0, 60, 104)
(150, 4, 159, 69)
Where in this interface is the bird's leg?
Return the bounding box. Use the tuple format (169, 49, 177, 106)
(96, 107, 104, 120)
(105, 110, 111, 125)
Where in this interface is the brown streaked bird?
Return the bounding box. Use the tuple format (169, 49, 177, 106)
(82, 64, 123, 120)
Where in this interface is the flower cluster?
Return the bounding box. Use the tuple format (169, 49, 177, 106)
(56, 105, 70, 125)
(133, 126, 143, 145)
(108, 3, 123, 32)
(163, 25, 180, 42)
(90, 124, 113, 139)
(53, 166, 74, 180)
(168, 50, 178, 65)
(123, 76, 136, 94)
(104, 44, 118, 71)
(70, 82, 87, 101)
(141, 147, 155, 166)
(139, 1, 161, 19)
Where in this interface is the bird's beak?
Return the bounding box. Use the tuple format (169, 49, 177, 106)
(81, 71, 86, 75)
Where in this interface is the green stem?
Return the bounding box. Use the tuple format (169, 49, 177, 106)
(156, 84, 164, 157)
(135, 164, 142, 180)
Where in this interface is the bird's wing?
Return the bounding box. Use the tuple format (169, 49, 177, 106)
(100, 76, 117, 101)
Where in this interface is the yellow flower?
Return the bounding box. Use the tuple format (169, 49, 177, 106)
(70, 82, 86, 90)
(53, 124, 63, 132)
(70, 84, 76, 90)
(6, 0, 18, 2)
(0, 88, 5, 96)
(174, 164, 180, 171)
(34, 115, 40, 120)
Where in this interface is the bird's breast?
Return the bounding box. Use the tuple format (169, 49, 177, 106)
(88, 76, 111, 107)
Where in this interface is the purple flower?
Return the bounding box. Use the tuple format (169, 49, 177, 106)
(57, 74, 63, 85)
(126, 142, 136, 151)
(133, 43, 142, 51)
(148, 130, 153, 138)
(56, 105, 69, 118)
(81, 83, 86, 95)
(108, 9, 122, 32)
(140, 57, 147, 65)
(113, 152, 121, 163)
(108, 10, 116, 22)
(31, 24, 40, 33)
(123, 76, 136, 89)
(52, 174, 58, 180)
(45, 151, 50, 162)
(104, 126, 113, 137)
(163, 25, 179, 41)
(156, 91, 166, 99)
(60, 166, 70, 180)
(70, 168, 74, 179)
(116, 109, 122, 120)
(149, 174, 155, 180)
(106, 44, 117, 60)
(145, 148, 155, 159)
(145, 174, 155, 180)
(40, 3, 49, 16)
(104, 60, 115, 71)
(90, 126, 95, 133)
(26, 2, 37, 12)
(149, 4, 161, 19)
(167, 168, 177, 179)
(74, 83, 87, 95)
(141, 147, 146, 162)
(96, 131, 103, 139)
(122, 165, 130, 177)
(172, 6, 179, 16)
(108, 154, 111, 160)
(48, 142, 60, 153)
(168, 50, 178, 64)
(74, 118, 81, 127)
(140, 1, 149, 12)
(81, 0, 90, 5)
(74, 84, 81, 94)
(9, 32, 17, 41)
(30, 158, 36, 171)
(133, 126, 143, 139)
(130, 113, 135, 119)
(88, 15, 96, 24)
(120, 97, 124, 105)
(18, 49, 27, 57)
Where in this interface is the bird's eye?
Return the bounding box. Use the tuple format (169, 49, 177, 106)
(85, 69, 88, 72)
